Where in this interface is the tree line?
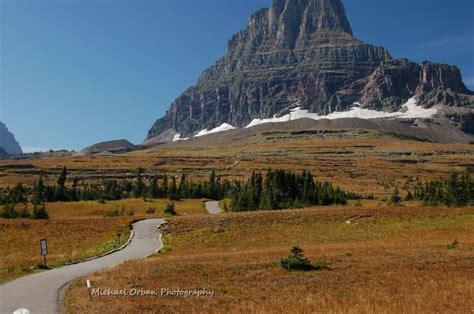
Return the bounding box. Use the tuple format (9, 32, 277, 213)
(409, 168, 472, 206)
(0, 167, 228, 205)
(0, 167, 367, 217)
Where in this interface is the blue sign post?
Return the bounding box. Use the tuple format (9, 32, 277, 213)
(40, 239, 48, 267)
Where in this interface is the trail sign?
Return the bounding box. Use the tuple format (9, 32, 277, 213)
(40, 239, 48, 267)
(40, 239, 48, 256)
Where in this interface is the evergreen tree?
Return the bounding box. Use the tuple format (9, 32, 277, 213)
(148, 177, 160, 199)
(208, 170, 217, 199)
(133, 167, 145, 198)
(178, 173, 187, 198)
(31, 176, 46, 205)
(0, 203, 18, 219)
(162, 175, 169, 197)
(55, 166, 68, 201)
(18, 206, 30, 218)
(389, 188, 402, 205)
(32, 204, 49, 219)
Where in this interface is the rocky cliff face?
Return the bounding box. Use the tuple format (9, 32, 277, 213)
(146, 0, 473, 143)
(0, 122, 23, 154)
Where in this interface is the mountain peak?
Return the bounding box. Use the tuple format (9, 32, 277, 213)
(227, 0, 354, 57)
(271, 0, 353, 35)
(146, 1, 473, 143)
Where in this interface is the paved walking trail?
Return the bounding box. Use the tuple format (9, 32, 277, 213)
(0, 219, 164, 314)
(205, 201, 223, 215)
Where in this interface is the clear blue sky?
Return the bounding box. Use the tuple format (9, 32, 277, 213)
(1, 0, 473, 152)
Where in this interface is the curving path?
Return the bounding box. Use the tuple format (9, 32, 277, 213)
(205, 201, 223, 215)
(0, 219, 164, 314)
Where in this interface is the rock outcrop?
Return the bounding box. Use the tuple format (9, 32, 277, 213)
(147, 0, 473, 142)
(0, 122, 23, 154)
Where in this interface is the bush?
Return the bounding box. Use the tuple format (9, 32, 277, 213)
(104, 208, 120, 217)
(164, 203, 177, 216)
(388, 188, 402, 205)
(447, 239, 459, 249)
(127, 209, 135, 216)
(279, 246, 312, 271)
(145, 207, 156, 214)
(31, 204, 49, 219)
(0, 203, 18, 219)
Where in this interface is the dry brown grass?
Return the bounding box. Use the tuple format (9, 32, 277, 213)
(0, 217, 131, 283)
(46, 198, 207, 218)
(1, 132, 472, 198)
(0, 198, 206, 283)
(64, 205, 474, 313)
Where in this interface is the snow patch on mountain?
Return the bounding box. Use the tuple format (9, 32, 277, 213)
(195, 123, 236, 137)
(173, 134, 189, 142)
(246, 97, 437, 128)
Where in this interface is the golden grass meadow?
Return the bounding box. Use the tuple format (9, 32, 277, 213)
(64, 205, 474, 313)
(1, 132, 473, 313)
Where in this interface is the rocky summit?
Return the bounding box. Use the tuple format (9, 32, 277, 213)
(146, 0, 473, 144)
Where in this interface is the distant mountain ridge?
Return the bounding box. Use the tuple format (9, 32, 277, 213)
(0, 122, 23, 154)
(146, 0, 473, 144)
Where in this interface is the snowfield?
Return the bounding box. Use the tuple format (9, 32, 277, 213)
(195, 123, 236, 137)
(183, 98, 438, 139)
(173, 134, 189, 142)
(246, 97, 437, 128)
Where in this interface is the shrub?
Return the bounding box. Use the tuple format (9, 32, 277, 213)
(164, 203, 177, 216)
(279, 246, 312, 271)
(31, 204, 49, 219)
(0, 203, 18, 219)
(145, 207, 156, 214)
(447, 239, 459, 249)
(105, 208, 121, 217)
(127, 209, 135, 216)
(389, 188, 402, 205)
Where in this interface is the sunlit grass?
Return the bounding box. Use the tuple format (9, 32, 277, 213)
(64, 205, 474, 313)
(0, 198, 206, 283)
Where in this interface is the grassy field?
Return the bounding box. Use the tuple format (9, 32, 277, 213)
(1, 131, 472, 198)
(0, 198, 206, 283)
(64, 204, 474, 313)
(1, 131, 473, 312)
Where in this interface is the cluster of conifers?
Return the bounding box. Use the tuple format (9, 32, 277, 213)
(407, 168, 472, 206)
(0, 167, 366, 214)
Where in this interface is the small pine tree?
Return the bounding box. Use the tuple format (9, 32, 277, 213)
(389, 188, 402, 205)
(32, 176, 46, 205)
(133, 167, 145, 198)
(279, 246, 312, 271)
